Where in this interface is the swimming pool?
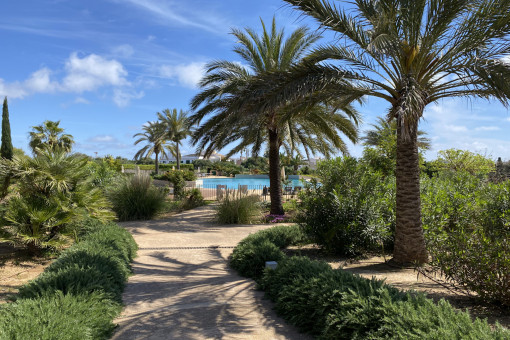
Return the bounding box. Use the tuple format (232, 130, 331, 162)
(196, 177, 305, 189)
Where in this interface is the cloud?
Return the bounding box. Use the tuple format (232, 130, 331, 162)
(475, 126, 500, 131)
(159, 62, 205, 88)
(74, 97, 90, 104)
(0, 53, 143, 107)
(112, 44, 135, 58)
(117, 0, 227, 34)
(88, 135, 117, 143)
(444, 124, 468, 132)
(113, 89, 145, 107)
(62, 52, 129, 92)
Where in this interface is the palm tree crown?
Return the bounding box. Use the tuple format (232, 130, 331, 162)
(157, 108, 192, 170)
(133, 121, 167, 173)
(29, 120, 74, 154)
(261, 0, 510, 263)
(190, 17, 362, 214)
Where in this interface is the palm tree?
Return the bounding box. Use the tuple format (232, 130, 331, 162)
(133, 121, 167, 173)
(190, 17, 361, 215)
(157, 109, 192, 170)
(363, 117, 431, 151)
(253, 0, 510, 263)
(29, 120, 74, 154)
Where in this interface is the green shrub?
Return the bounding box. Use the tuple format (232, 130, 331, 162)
(0, 291, 120, 340)
(108, 173, 167, 221)
(180, 188, 205, 210)
(160, 170, 196, 199)
(298, 157, 395, 256)
(122, 163, 194, 171)
(230, 225, 307, 280)
(0, 220, 137, 339)
(231, 227, 508, 339)
(422, 172, 510, 306)
(0, 149, 115, 253)
(216, 194, 261, 224)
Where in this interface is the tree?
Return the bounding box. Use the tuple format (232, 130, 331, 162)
(29, 120, 74, 154)
(157, 108, 192, 170)
(1, 97, 13, 160)
(190, 17, 361, 215)
(433, 149, 494, 176)
(256, 0, 510, 264)
(133, 121, 167, 173)
(362, 117, 430, 176)
(1, 97, 13, 197)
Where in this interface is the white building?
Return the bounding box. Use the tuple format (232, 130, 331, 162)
(160, 152, 224, 165)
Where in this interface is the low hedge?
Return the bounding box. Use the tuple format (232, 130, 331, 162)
(0, 219, 137, 339)
(122, 163, 194, 171)
(230, 226, 509, 339)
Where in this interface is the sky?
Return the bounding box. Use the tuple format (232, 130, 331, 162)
(1, 0, 510, 161)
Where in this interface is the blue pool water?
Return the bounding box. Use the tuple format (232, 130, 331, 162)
(196, 177, 305, 189)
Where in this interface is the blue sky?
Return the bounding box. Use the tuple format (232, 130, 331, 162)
(1, 0, 510, 161)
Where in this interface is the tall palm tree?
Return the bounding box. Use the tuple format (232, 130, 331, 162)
(157, 108, 192, 170)
(133, 121, 167, 173)
(29, 120, 74, 154)
(363, 117, 430, 151)
(190, 17, 361, 215)
(250, 0, 510, 263)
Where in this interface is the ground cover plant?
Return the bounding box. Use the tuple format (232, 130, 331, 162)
(230, 227, 509, 339)
(0, 218, 137, 339)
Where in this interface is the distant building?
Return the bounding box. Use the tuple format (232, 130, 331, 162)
(160, 151, 224, 164)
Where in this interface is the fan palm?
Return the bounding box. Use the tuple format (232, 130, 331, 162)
(157, 108, 192, 170)
(133, 121, 167, 173)
(254, 0, 510, 263)
(28, 120, 74, 154)
(190, 17, 361, 215)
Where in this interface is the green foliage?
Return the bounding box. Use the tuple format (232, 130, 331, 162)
(122, 163, 194, 171)
(298, 157, 395, 256)
(433, 149, 495, 176)
(0, 149, 114, 253)
(28, 120, 74, 154)
(0, 220, 137, 339)
(216, 194, 261, 224)
(230, 227, 508, 339)
(1, 97, 13, 160)
(108, 173, 167, 221)
(241, 156, 269, 173)
(230, 225, 306, 279)
(86, 158, 122, 189)
(157, 108, 193, 170)
(180, 188, 205, 210)
(421, 172, 510, 306)
(213, 161, 243, 176)
(160, 170, 196, 199)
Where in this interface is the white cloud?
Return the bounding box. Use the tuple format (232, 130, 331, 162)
(0, 53, 143, 107)
(112, 44, 134, 58)
(74, 97, 90, 104)
(62, 52, 129, 92)
(118, 0, 226, 34)
(113, 89, 144, 107)
(475, 126, 500, 131)
(444, 124, 468, 132)
(159, 62, 205, 88)
(88, 135, 117, 143)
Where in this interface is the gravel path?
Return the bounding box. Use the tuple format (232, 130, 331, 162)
(112, 205, 309, 340)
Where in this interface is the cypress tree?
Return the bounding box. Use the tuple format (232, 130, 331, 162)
(0, 97, 13, 160)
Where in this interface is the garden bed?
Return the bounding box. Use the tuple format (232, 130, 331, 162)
(284, 246, 510, 329)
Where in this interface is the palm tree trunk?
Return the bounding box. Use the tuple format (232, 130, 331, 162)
(393, 119, 428, 265)
(268, 129, 284, 215)
(176, 143, 180, 170)
(155, 151, 159, 174)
